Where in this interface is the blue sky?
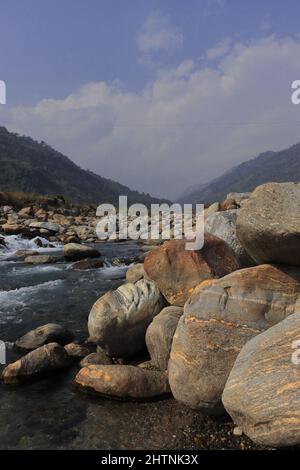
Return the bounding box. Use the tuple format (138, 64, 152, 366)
(1, 0, 300, 197)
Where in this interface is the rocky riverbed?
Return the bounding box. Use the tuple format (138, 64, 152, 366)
(2, 183, 300, 450)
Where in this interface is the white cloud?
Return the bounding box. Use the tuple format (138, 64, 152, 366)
(2, 35, 300, 199)
(137, 11, 183, 59)
(206, 38, 231, 60)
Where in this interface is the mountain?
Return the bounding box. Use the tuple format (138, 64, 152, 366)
(0, 127, 169, 206)
(178, 144, 300, 204)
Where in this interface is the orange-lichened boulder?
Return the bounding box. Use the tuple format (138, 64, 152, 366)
(143, 236, 240, 306)
(75, 364, 170, 400)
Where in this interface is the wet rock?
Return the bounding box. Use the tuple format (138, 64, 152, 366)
(64, 343, 92, 360)
(71, 259, 104, 270)
(88, 279, 164, 357)
(11, 250, 39, 261)
(144, 236, 239, 306)
(2, 343, 72, 384)
(15, 323, 74, 350)
(24, 254, 64, 264)
(79, 351, 112, 368)
(222, 312, 300, 447)
(75, 364, 170, 399)
(169, 264, 300, 413)
(126, 263, 146, 283)
(33, 237, 55, 248)
(237, 182, 300, 266)
(64, 242, 100, 261)
(146, 306, 183, 370)
(205, 210, 255, 267)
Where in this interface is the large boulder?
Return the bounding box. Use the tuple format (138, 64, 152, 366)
(64, 243, 100, 261)
(2, 343, 72, 383)
(222, 312, 300, 447)
(237, 182, 300, 266)
(88, 279, 164, 357)
(205, 210, 255, 267)
(75, 364, 170, 399)
(144, 236, 239, 307)
(169, 264, 300, 413)
(15, 323, 74, 350)
(146, 306, 183, 371)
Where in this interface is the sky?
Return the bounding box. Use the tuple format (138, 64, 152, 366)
(1, 0, 300, 198)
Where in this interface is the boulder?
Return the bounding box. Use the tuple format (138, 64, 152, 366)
(71, 259, 104, 270)
(24, 254, 64, 264)
(75, 364, 170, 399)
(64, 342, 92, 360)
(237, 182, 300, 266)
(126, 263, 146, 283)
(15, 323, 74, 350)
(146, 306, 183, 370)
(1, 223, 27, 235)
(79, 351, 112, 368)
(18, 207, 33, 218)
(2, 343, 72, 383)
(14, 250, 38, 260)
(204, 202, 219, 218)
(29, 221, 62, 233)
(226, 192, 251, 206)
(144, 236, 239, 306)
(169, 264, 300, 413)
(64, 243, 100, 261)
(205, 210, 255, 267)
(88, 279, 164, 357)
(222, 312, 300, 447)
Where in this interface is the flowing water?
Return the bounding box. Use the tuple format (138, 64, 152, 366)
(0, 235, 194, 450)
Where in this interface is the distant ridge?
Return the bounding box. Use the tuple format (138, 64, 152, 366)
(178, 144, 300, 204)
(0, 127, 169, 206)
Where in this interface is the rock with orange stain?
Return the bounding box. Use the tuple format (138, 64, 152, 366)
(143, 236, 240, 307)
(169, 264, 300, 414)
(88, 279, 165, 357)
(75, 364, 170, 399)
(2, 343, 72, 384)
(222, 311, 300, 447)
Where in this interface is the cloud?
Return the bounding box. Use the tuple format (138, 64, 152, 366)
(206, 38, 231, 60)
(137, 11, 183, 65)
(2, 35, 300, 199)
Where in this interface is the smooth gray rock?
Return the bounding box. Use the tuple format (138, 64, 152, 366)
(237, 182, 300, 266)
(88, 279, 164, 357)
(146, 306, 183, 370)
(205, 210, 255, 267)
